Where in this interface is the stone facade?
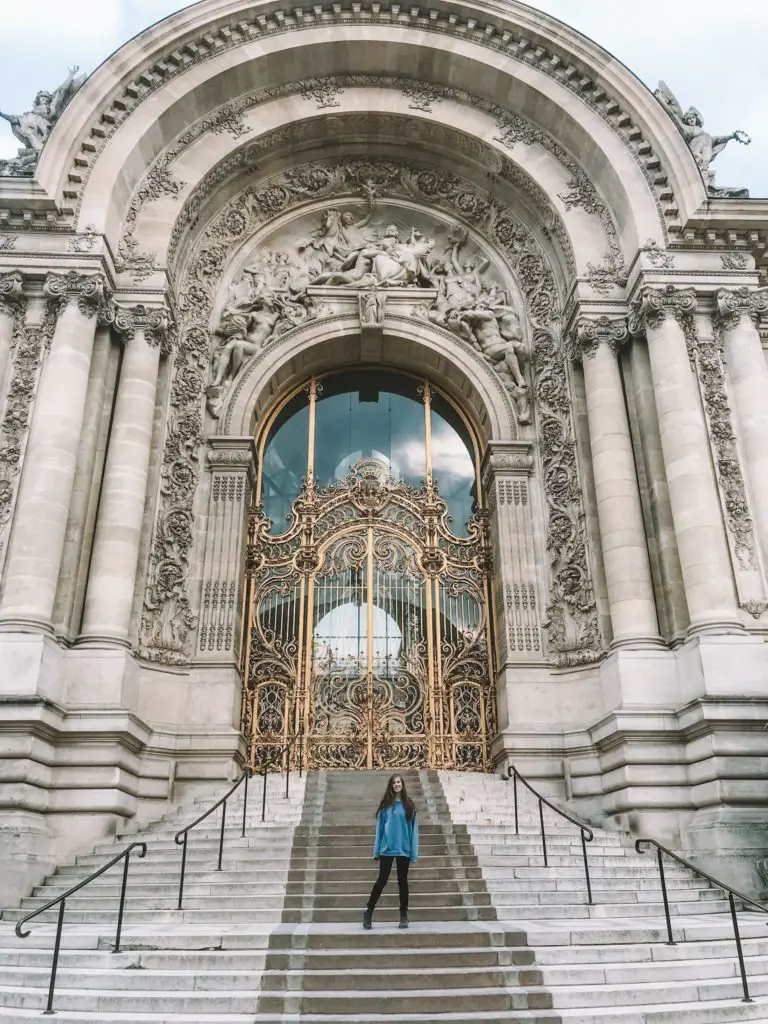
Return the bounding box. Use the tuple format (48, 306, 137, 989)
(0, 0, 766, 905)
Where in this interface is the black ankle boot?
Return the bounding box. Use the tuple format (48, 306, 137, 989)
(362, 909, 373, 930)
(399, 913, 409, 929)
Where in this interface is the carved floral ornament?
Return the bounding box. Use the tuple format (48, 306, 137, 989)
(0, 271, 25, 314)
(116, 75, 628, 292)
(138, 155, 602, 668)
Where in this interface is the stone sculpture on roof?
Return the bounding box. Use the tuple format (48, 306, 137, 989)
(0, 66, 87, 177)
(654, 80, 751, 197)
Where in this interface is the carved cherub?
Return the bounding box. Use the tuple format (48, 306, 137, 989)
(654, 81, 750, 189)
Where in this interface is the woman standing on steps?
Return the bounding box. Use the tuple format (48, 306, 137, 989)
(363, 775, 419, 931)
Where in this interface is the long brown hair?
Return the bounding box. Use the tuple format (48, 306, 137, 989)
(376, 774, 416, 821)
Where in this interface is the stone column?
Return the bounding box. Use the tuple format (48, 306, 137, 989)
(196, 437, 257, 662)
(480, 442, 543, 667)
(0, 271, 25, 395)
(78, 305, 170, 645)
(0, 271, 107, 630)
(716, 287, 768, 570)
(573, 317, 660, 645)
(629, 285, 740, 631)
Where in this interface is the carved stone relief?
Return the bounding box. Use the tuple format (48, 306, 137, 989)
(139, 155, 600, 667)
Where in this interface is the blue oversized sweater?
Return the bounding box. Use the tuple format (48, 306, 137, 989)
(374, 799, 419, 862)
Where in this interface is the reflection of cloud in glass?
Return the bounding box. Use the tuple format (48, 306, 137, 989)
(430, 433, 475, 479)
(314, 602, 402, 662)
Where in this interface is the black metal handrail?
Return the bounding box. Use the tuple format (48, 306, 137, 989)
(636, 838, 768, 1003)
(174, 734, 303, 909)
(15, 840, 147, 1014)
(508, 765, 594, 904)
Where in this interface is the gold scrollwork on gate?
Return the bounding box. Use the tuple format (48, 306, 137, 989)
(242, 383, 495, 771)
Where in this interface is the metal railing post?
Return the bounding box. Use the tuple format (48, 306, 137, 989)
(42, 900, 65, 1015)
(113, 852, 131, 953)
(285, 746, 290, 800)
(513, 770, 519, 835)
(580, 829, 593, 905)
(299, 736, 303, 778)
(729, 892, 753, 1002)
(538, 797, 548, 867)
(217, 799, 227, 871)
(241, 769, 249, 838)
(177, 833, 188, 910)
(261, 767, 268, 822)
(656, 846, 675, 945)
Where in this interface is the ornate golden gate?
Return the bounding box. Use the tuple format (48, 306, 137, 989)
(241, 387, 496, 771)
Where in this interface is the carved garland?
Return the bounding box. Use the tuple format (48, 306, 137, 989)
(139, 156, 600, 666)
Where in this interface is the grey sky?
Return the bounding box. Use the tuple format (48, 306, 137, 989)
(1, 1, 765, 197)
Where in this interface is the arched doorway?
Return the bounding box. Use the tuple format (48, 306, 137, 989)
(243, 369, 495, 771)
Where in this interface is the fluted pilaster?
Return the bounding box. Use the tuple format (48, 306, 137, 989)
(716, 287, 768, 571)
(0, 272, 108, 629)
(572, 315, 659, 645)
(79, 304, 171, 644)
(629, 285, 740, 631)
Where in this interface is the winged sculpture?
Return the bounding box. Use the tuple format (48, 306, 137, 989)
(655, 81, 750, 194)
(0, 66, 87, 176)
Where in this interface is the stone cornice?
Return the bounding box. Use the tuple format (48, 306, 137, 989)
(43, 270, 108, 319)
(715, 286, 768, 331)
(628, 284, 697, 335)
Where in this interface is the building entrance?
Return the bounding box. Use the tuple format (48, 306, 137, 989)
(242, 370, 496, 770)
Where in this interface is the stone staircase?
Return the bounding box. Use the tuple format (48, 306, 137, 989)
(0, 767, 766, 1022)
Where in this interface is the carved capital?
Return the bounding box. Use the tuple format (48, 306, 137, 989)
(570, 315, 627, 363)
(114, 303, 174, 350)
(716, 287, 768, 331)
(43, 271, 107, 318)
(481, 441, 534, 491)
(207, 437, 258, 486)
(0, 270, 25, 316)
(628, 284, 697, 335)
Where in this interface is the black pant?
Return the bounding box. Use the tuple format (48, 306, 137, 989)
(367, 855, 410, 914)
